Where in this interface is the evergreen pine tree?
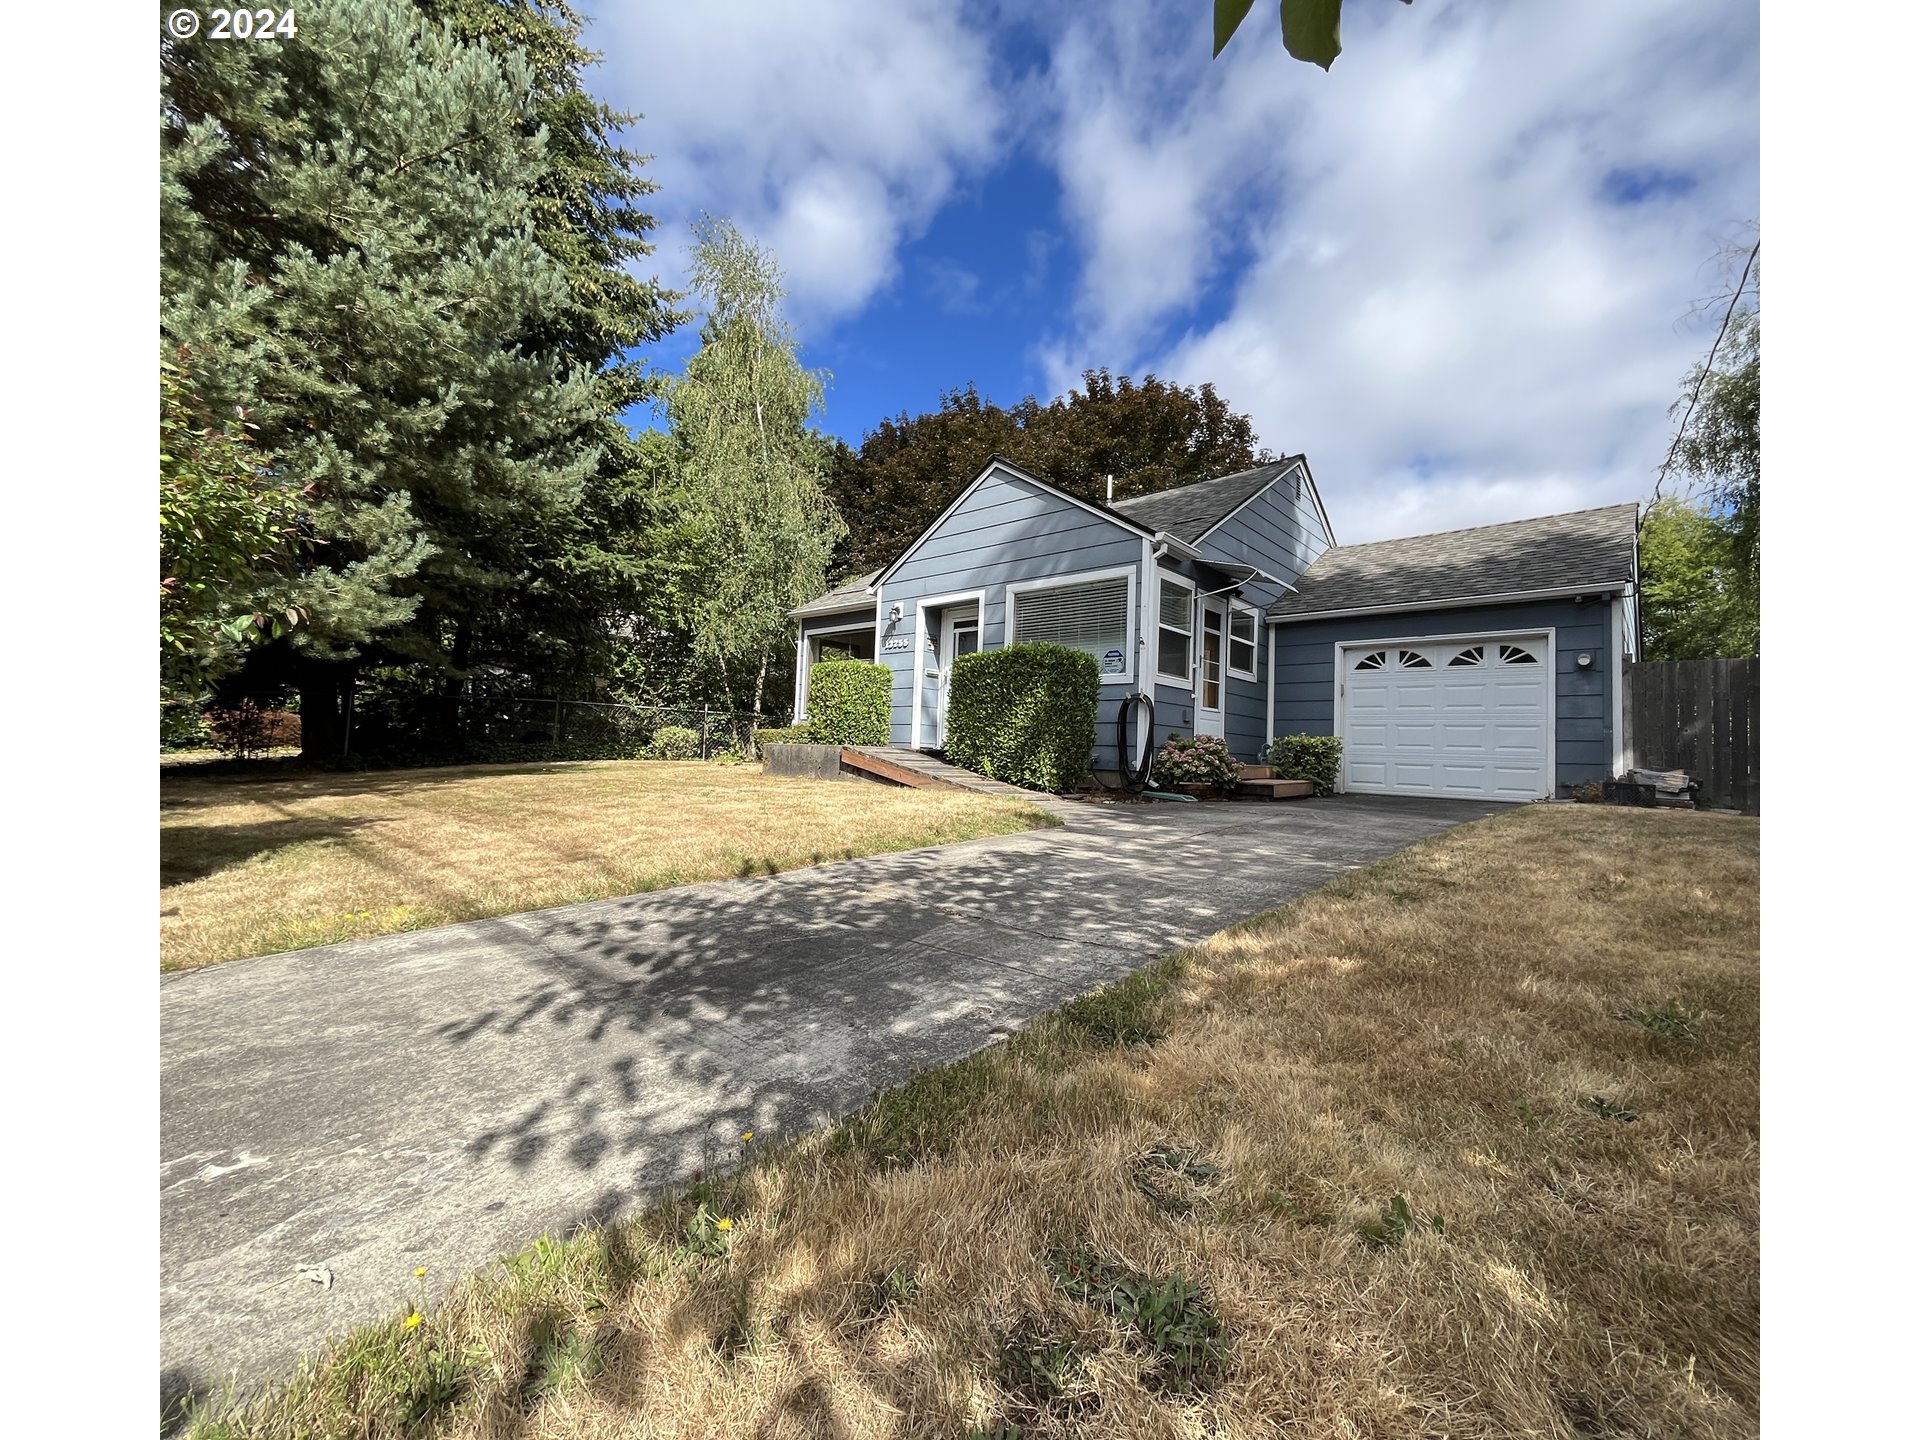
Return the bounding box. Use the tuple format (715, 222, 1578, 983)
(413, 0, 685, 698)
(161, 0, 602, 754)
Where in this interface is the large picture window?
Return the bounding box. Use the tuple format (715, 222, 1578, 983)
(1009, 572, 1133, 680)
(1157, 575, 1194, 683)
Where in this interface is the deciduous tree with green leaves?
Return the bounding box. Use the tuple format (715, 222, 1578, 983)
(159, 359, 308, 692)
(1637, 499, 1757, 660)
(664, 218, 848, 719)
(1214, 0, 1414, 68)
(1651, 234, 1759, 657)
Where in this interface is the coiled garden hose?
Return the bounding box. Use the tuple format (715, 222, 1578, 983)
(1116, 691, 1155, 789)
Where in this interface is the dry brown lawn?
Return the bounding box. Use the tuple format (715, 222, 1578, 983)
(179, 804, 1759, 1440)
(160, 760, 1053, 971)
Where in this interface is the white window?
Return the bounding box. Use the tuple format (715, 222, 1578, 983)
(1008, 569, 1135, 682)
(1228, 607, 1257, 678)
(1156, 574, 1194, 684)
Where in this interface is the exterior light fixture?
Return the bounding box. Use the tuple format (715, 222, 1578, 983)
(1576, 652, 1593, 668)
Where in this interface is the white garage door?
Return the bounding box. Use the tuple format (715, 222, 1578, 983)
(1340, 634, 1551, 799)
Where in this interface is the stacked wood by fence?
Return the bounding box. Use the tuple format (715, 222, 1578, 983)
(1622, 657, 1759, 813)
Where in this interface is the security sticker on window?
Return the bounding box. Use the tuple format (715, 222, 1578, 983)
(1101, 648, 1125, 674)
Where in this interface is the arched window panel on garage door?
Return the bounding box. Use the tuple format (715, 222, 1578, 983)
(1397, 649, 1433, 668)
(1498, 642, 1540, 665)
(1447, 645, 1485, 667)
(1354, 650, 1387, 670)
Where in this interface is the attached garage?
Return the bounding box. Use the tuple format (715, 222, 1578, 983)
(1266, 505, 1642, 800)
(1338, 632, 1552, 799)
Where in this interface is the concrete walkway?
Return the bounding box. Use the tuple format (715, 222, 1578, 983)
(160, 793, 1505, 1414)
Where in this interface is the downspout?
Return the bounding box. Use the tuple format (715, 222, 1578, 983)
(792, 626, 808, 724)
(1266, 620, 1276, 752)
(1137, 534, 1160, 764)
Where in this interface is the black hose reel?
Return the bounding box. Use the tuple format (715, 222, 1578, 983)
(1115, 690, 1156, 789)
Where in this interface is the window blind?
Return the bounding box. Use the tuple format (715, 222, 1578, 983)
(1012, 576, 1130, 673)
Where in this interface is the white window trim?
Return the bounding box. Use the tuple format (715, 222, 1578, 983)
(906, 587, 988, 750)
(1227, 601, 1260, 681)
(1003, 564, 1138, 687)
(1153, 567, 1196, 691)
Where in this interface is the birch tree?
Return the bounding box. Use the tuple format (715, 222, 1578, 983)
(666, 219, 847, 717)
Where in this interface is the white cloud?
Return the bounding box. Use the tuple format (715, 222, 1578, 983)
(588, 1, 1003, 330)
(1036, 0, 1759, 540)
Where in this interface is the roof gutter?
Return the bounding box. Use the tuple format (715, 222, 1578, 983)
(1268, 581, 1632, 625)
(787, 596, 875, 619)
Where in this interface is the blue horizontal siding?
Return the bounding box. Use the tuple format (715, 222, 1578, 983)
(877, 465, 1147, 747)
(1194, 462, 1331, 610)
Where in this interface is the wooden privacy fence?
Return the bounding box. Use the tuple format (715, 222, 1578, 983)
(1622, 657, 1759, 813)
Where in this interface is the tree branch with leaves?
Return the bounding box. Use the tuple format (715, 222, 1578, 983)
(1215, 0, 1414, 68)
(665, 218, 848, 719)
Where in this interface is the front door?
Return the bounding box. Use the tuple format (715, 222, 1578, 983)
(936, 609, 980, 747)
(1196, 604, 1226, 738)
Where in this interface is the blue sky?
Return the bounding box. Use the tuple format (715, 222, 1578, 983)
(587, 0, 1758, 543)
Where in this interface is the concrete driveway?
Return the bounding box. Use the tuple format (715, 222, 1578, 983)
(160, 792, 1505, 1413)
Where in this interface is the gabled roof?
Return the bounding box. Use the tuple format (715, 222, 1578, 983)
(789, 569, 879, 618)
(869, 455, 1158, 588)
(1109, 456, 1311, 543)
(1267, 503, 1639, 621)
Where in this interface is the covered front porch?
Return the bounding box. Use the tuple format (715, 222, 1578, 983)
(793, 620, 877, 723)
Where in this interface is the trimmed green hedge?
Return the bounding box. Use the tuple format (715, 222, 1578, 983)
(754, 725, 814, 751)
(1270, 733, 1343, 796)
(945, 642, 1099, 793)
(806, 661, 892, 747)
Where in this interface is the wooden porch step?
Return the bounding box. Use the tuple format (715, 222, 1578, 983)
(1241, 764, 1274, 779)
(1238, 777, 1312, 800)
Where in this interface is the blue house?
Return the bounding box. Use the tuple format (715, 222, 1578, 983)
(790, 455, 1639, 800)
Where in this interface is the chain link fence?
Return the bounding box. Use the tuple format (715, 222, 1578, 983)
(460, 697, 761, 761)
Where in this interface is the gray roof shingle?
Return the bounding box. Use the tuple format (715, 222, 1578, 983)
(790, 569, 879, 618)
(1109, 457, 1304, 542)
(1267, 503, 1639, 620)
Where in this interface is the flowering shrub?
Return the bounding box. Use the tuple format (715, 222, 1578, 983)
(1152, 733, 1241, 790)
